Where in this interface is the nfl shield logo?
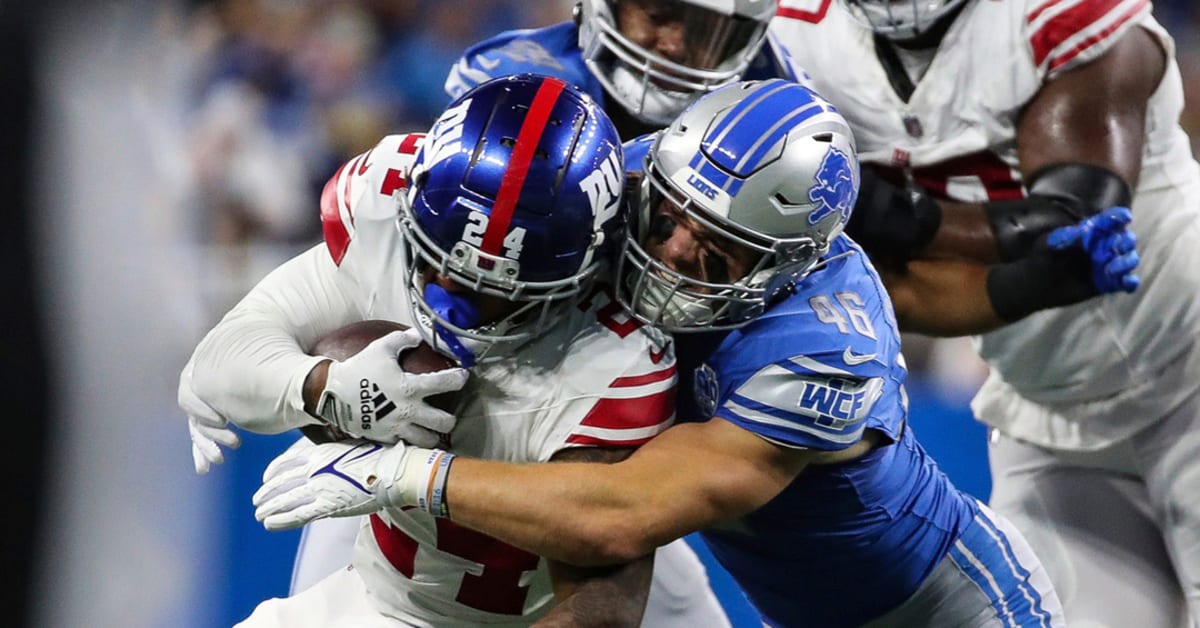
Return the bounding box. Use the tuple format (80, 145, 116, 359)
(902, 115, 923, 138)
(694, 363, 719, 418)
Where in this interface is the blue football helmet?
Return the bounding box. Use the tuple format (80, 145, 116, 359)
(397, 74, 626, 364)
(618, 79, 859, 331)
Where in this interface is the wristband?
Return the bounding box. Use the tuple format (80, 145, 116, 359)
(379, 447, 456, 517)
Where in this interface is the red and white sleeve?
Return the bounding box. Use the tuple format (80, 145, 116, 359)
(564, 364, 678, 448)
(1025, 0, 1151, 77)
(320, 133, 426, 266)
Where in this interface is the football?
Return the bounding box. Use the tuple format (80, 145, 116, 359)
(300, 320, 461, 444)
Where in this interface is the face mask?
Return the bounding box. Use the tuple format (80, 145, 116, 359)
(627, 269, 717, 328)
(611, 64, 697, 126)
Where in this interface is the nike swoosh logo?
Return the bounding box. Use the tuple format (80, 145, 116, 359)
(476, 55, 501, 71)
(649, 340, 672, 365)
(842, 347, 877, 366)
(311, 443, 381, 494)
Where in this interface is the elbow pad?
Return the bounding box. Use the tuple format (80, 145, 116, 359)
(985, 163, 1132, 262)
(846, 167, 942, 263)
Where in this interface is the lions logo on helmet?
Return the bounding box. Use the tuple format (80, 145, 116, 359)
(807, 147, 857, 227)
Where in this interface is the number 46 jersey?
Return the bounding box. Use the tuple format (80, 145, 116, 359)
(686, 236, 982, 627)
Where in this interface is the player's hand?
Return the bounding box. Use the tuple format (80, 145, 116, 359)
(179, 361, 241, 475)
(317, 328, 468, 447)
(1047, 206, 1140, 294)
(252, 438, 447, 531)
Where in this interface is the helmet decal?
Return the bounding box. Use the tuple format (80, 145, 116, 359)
(479, 78, 567, 259)
(580, 147, 623, 232)
(396, 74, 625, 362)
(807, 147, 856, 226)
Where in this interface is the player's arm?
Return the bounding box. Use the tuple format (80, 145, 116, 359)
(188, 244, 363, 434)
(535, 447, 653, 627)
(446, 418, 823, 567)
(862, 29, 1159, 334)
(252, 415, 823, 565)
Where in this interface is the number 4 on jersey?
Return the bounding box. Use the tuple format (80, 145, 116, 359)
(461, 210, 527, 260)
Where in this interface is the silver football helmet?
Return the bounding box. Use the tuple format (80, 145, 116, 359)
(838, 0, 971, 41)
(576, 0, 775, 126)
(618, 79, 859, 332)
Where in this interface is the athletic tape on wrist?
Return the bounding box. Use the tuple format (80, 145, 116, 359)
(415, 449, 456, 517)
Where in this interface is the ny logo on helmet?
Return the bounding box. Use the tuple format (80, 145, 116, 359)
(806, 147, 856, 226)
(414, 98, 471, 182)
(580, 149, 622, 231)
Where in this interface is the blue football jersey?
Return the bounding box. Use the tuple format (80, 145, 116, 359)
(681, 236, 980, 627)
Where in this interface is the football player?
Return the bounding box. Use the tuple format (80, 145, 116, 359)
(252, 80, 1117, 627)
(288, 1, 787, 621)
(772, 0, 1200, 623)
(447, 0, 789, 139)
(183, 74, 680, 626)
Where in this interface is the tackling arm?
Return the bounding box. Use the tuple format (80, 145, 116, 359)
(446, 418, 811, 567)
(535, 447, 654, 627)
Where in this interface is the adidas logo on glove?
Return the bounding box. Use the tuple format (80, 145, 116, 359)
(358, 379, 397, 431)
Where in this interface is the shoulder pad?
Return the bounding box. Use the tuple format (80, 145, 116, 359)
(444, 23, 597, 100)
(1024, 0, 1150, 75)
(320, 133, 425, 265)
(622, 134, 657, 175)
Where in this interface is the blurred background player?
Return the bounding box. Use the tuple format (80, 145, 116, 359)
(251, 79, 1097, 628)
(771, 0, 1200, 624)
(447, 0, 790, 139)
(184, 75, 678, 626)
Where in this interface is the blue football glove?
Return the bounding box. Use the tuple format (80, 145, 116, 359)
(1047, 207, 1140, 294)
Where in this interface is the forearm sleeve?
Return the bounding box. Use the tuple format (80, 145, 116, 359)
(187, 245, 366, 433)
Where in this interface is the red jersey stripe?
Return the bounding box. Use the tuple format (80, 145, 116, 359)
(319, 162, 352, 265)
(565, 433, 659, 448)
(777, 0, 833, 23)
(611, 365, 678, 389)
(370, 514, 417, 578)
(1027, 0, 1069, 25)
(1029, 0, 1126, 66)
(578, 389, 675, 430)
(1047, 0, 1147, 71)
(479, 77, 567, 256)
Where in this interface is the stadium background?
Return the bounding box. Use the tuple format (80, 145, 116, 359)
(4, 1, 1196, 626)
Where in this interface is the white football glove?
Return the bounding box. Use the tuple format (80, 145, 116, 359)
(179, 361, 241, 475)
(317, 329, 468, 447)
(252, 437, 449, 531)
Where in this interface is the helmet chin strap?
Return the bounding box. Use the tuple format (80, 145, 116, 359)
(422, 283, 480, 368)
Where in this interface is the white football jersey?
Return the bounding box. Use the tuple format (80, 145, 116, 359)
(320, 135, 677, 626)
(771, 0, 1200, 449)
